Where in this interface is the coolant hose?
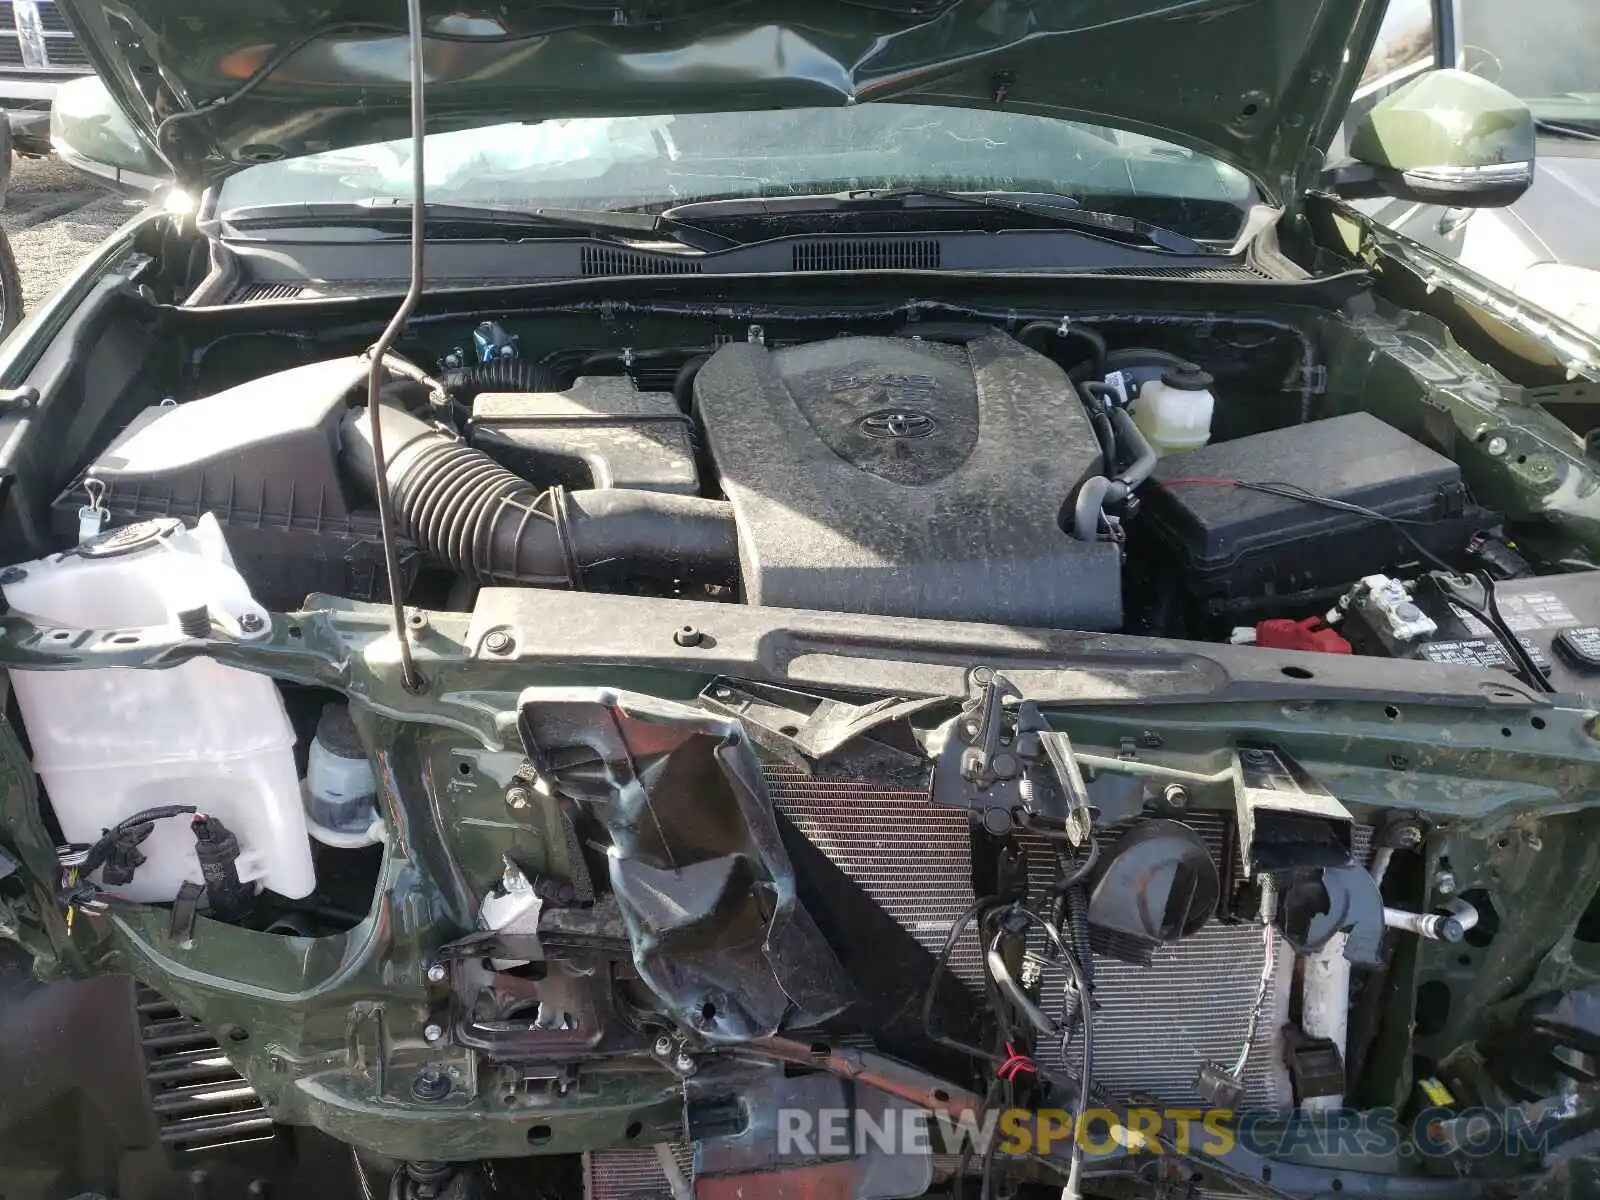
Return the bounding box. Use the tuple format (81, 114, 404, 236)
(1072, 476, 1114, 542)
(1072, 409, 1159, 540)
(1107, 406, 1157, 500)
(341, 404, 737, 588)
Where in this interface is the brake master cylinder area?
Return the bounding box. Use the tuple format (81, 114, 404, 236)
(0, 515, 316, 906)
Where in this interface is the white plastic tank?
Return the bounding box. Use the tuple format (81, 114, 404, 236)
(302, 703, 384, 849)
(2, 515, 315, 903)
(1130, 361, 1216, 456)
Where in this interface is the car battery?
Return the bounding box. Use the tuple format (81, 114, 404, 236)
(1342, 569, 1600, 698)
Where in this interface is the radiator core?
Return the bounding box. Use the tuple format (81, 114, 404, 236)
(587, 761, 1315, 1200)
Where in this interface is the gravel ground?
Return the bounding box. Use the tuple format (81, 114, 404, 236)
(1, 154, 142, 311)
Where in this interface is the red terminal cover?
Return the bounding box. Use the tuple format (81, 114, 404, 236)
(1255, 616, 1352, 655)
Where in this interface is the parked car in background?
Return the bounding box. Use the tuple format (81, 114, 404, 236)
(0, 0, 92, 154)
(1347, 0, 1600, 340)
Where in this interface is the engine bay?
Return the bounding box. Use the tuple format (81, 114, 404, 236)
(51, 310, 1580, 657)
(6, 289, 1600, 1200)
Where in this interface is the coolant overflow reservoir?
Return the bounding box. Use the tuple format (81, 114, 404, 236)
(1130, 361, 1215, 457)
(2, 515, 315, 903)
(303, 704, 383, 849)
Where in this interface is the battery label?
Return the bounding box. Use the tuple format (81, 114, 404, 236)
(1420, 637, 1551, 673)
(1454, 591, 1579, 633)
(1420, 639, 1513, 670)
(1556, 626, 1600, 670)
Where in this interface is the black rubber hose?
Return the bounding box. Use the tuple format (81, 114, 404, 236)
(341, 404, 737, 588)
(673, 353, 710, 411)
(1072, 476, 1113, 542)
(1074, 409, 1158, 538)
(441, 359, 569, 406)
(1018, 320, 1107, 379)
(1090, 410, 1115, 471)
(1107, 406, 1157, 496)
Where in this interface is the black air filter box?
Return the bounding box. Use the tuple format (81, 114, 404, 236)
(1140, 412, 1485, 616)
(468, 376, 698, 495)
(51, 357, 416, 609)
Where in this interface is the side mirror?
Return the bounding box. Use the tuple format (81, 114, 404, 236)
(1325, 68, 1534, 208)
(49, 75, 170, 195)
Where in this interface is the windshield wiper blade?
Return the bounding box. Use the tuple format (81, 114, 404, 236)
(217, 200, 733, 251)
(867, 188, 1208, 252)
(661, 188, 1209, 253)
(1535, 118, 1600, 142)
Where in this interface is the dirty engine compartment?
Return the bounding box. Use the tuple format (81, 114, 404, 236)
(5, 280, 1600, 1200)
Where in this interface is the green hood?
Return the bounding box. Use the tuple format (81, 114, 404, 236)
(59, 0, 1388, 201)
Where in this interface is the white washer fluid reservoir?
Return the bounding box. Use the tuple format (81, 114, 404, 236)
(2, 515, 315, 903)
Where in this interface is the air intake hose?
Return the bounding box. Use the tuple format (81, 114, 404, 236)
(341, 404, 737, 589)
(441, 359, 568, 406)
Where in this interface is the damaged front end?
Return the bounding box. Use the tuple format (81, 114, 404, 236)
(3, 573, 1600, 1198)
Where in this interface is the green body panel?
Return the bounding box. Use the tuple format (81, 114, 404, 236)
(55, 0, 1388, 200)
(49, 75, 168, 185)
(1349, 69, 1537, 171)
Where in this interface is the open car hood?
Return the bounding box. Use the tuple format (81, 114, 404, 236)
(58, 0, 1388, 201)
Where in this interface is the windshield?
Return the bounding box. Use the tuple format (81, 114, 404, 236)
(216, 105, 1255, 238)
(1457, 0, 1600, 120)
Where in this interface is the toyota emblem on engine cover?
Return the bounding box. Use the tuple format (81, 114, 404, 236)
(859, 409, 938, 439)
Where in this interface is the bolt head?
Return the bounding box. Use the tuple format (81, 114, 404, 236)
(1487, 435, 1509, 458)
(673, 1051, 697, 1075)
(1162, 783, 1190, 809)
(673, 624, 704, 648)
(505, 786, 532, 811)
(423, 1022, 444, 1043)
(1434, 872, 1457, 897)
(654, 1035, 674, 1056)
(1394, 823, 1423, 848)
(713, 686, 733, 700)
(426, 963, 448, 983)
(411, 1067, 451, 1101)
(484, 630, 514, 655)
(238, 613, 265, 633)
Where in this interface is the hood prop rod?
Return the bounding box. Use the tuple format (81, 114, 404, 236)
(365, 0, 428, 693)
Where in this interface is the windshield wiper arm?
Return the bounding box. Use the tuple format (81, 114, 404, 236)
(862, 189, 1208, 253)
(662, 188, 1209, 254)
(1535, 117, 1600, 142)
(218, 200, 734, 251)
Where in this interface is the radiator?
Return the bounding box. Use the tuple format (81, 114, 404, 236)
(763, 763, 1295, 1113)
(584, 1145, 691, 1200)
(587, 761, 1326, 1200)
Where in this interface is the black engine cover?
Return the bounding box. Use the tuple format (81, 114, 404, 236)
(694, 333, 1120, 628)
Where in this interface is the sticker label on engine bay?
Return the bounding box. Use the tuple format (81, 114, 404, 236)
(1452, 591, 1577, 634)
(1420, 639, 1517, 671)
